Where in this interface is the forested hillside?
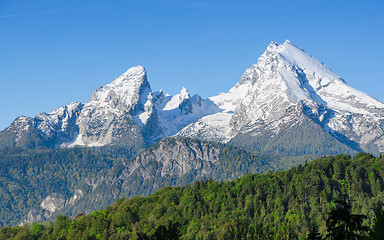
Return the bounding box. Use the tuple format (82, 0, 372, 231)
(0, 146, 126, 227)
(0, 138, 309, 227)
(1, 153, 383, 239)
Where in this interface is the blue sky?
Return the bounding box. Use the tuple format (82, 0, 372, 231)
(1, 0, 383, 130)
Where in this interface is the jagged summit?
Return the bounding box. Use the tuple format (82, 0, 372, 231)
(178, 40, 384, 153)
(179, 87, 189, 98)
(258, 40, 339, 82)
(1, 41, 384, 154)
(119, 65, 145, 77)
(267, 41, 279, 48)
(163, 87, 190, 111)
(241, 40, 384, 113)
(72, 65, 153, 147)
(89, 65, 151, 113)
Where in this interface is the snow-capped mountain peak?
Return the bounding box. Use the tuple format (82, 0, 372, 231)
(163, 87, 191, 111)
(278, 41, 384, 112)
(178, 40, 384, 152)
(2, 41, 384, 154)
(88, 65, 151, 114)
(70, 66, 153, 147)
(239, 40, 384, 114)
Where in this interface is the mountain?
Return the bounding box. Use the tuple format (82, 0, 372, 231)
(0, 102, 83, 149)
(1, 41, 383, 155)
(178, 41, 384, 155)
(0, 138, 308, 227)
(0, 66, 216, 150)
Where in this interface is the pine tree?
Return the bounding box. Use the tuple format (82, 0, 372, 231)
(326, 200, 368, 240)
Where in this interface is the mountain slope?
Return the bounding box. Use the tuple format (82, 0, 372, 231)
(178, 41, 384, 155)
(71, 66, 150, 147)
(0, 147, 118, 227)
(0, 102, 83, 149)
(231, 41, 384, 152)
(0, 138, 309, 227)
(60, 137, 307, 219)
(230, 109, 359, 156)
(0, 67, 216, 150)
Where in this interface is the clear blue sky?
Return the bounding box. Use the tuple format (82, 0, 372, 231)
(1, 0, 383, 131)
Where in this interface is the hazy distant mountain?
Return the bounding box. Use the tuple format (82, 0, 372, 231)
(1, 40, 383, 155)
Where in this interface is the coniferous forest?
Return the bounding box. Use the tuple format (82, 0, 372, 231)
(0, 139, 310, 228)
(1, 153, 384, 239)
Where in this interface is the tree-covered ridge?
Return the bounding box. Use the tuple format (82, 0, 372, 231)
(1, 153, 383, 239)
(0, 138, 309, 227)
(0, 146, 135, 227)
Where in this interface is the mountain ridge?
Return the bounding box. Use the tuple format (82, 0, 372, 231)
(1, 40, 383, 155)
(0, 137, 309, 227)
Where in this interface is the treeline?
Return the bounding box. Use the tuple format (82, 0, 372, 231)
(1, 153, 384, 239)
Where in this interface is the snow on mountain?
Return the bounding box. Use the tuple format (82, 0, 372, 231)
(176, 75, 253, 142)
(1, 40, 384, 153)
(276, 40, 384, 113)
(88, 66, 151, 114)
(271, 41, 384, 151)
(178, 40, 384, 153)
(71, 66, 153, 147)
(154, 87, 220, 138)
(35, 101, 83, 141)
(0, 102, 83, 148)
(71, 66, 218, 147)
(162, 87, 190, 111)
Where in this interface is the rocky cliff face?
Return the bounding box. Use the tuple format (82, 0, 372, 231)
(45, 137, 302, 221)
(71, 66, 150, 147)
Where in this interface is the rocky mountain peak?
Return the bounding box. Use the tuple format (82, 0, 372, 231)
(266, 41, 279, 51)
(1, 41, 384, 154)
(179, 87, 190, 99)
(178, 41, 384, 154)
(88, 65, 151, 115)
(162, 87, 191, 111)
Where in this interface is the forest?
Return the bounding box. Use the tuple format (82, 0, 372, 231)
(1, 152, 384, 239)
(0, 138, 309, 227)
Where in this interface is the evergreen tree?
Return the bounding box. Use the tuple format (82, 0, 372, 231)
(369, 207, 384, 240)
(307, 223, 323, 240)
(326, 200, 368, 240)
(153, 221, 181, 240)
